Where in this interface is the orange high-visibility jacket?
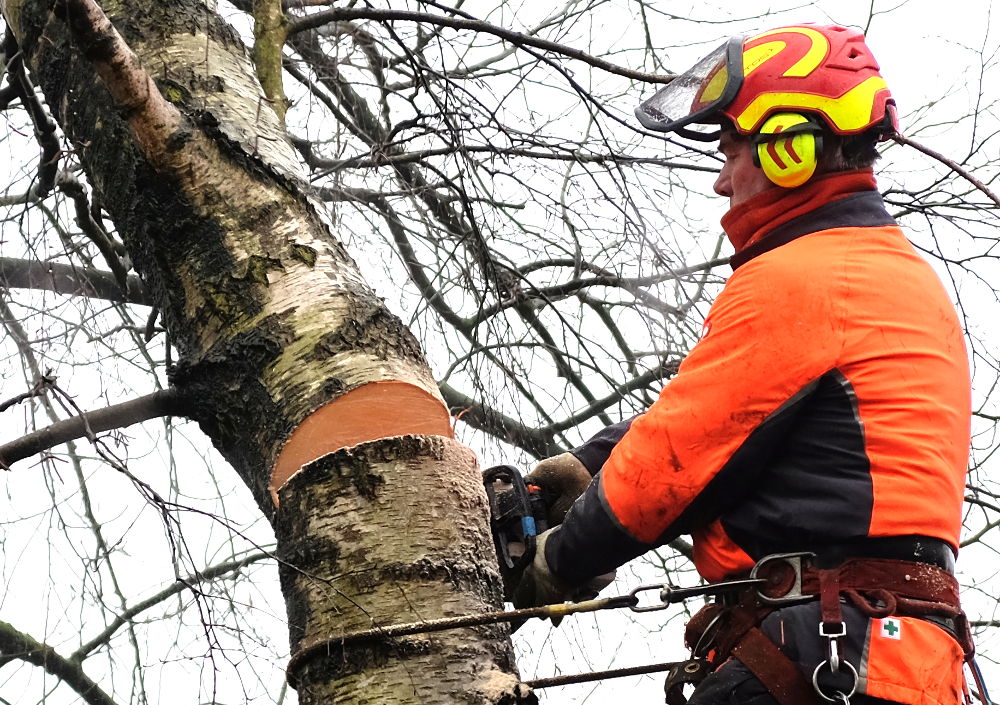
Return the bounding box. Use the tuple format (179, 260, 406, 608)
(547, 179, 971, 704)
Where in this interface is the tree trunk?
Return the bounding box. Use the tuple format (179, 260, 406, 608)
(1, 0, 532, 701)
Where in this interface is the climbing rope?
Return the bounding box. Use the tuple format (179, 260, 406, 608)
(285, 593, 640, 688)
(285, 577, 767, 689)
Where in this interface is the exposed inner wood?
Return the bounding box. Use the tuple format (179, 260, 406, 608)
(270, 380, 454, 503)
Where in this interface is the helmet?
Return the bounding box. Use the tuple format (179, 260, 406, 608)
(635, 24, 899, 142)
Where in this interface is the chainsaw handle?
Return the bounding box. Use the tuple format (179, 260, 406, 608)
(483, 465, 550, 579)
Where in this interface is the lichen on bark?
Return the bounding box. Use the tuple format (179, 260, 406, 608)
(250, 0, 289, 124)
(277, 435, 533, 704)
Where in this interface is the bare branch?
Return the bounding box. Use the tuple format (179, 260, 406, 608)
(72, 551, 272, 661)
(439, 382, 562, 458)
(0, 622, 121, 705)
(298, 142, 713, 173)
(893, 134, 1000, 209)
(252, 0, 290, 123)
(287, 7, 675, 85)
(55, 0, 185, 169)
(56, 173, 135, 294)
(0, 388, 186, 469)
(0, 256, 152, 305)
(0, 373, 56, 414)
(3, 31, 61, 199)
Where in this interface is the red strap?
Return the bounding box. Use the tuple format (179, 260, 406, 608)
(818, 567, 844, 628)
(732, 627, 823, 705)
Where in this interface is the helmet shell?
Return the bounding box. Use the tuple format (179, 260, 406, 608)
(634, 24, 898, 141)
(723, 24, 897, 137)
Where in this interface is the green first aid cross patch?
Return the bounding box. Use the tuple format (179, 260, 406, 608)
(879, 617, 902, 639)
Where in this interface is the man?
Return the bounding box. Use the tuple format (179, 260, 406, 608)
(516, 24, 973, 705)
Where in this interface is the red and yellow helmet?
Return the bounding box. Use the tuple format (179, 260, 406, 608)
(636, 24, 898, 141)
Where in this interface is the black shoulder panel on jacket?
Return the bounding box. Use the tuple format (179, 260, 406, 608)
(570, 416, 637, 475)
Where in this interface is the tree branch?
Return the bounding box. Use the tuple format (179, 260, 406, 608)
(0, 388, 186, 468)
(55, 0, 185, 171)
(296, 141, 712, 173)
(0, 622, 121, 705)
(72, 551, 271, 661)
(288, 7, 675, 85)
(252, 0, 289, 123)
(56, 173, 135, 295)
(439, 382, 561, 458)
(3, 32, 61, 199)
(0, 374, 56, 414)
(0, 256, 152, 306)
(539, 358, 679, 435)
(893, 134, 1000, 208)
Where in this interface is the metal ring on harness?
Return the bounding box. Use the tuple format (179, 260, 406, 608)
(812, 658, 859, 703)
(691, 609, 725, 658)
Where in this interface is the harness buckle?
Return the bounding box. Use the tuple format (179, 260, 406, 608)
(819, 620, 847, 672)
(750, 551, 816, 605)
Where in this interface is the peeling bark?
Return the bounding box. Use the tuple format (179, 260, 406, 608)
(278, 436, 531, 703)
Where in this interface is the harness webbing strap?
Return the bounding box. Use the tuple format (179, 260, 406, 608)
(732, 626, 823, 705)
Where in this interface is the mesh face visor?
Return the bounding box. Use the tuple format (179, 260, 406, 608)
(635, 37, 745, 141)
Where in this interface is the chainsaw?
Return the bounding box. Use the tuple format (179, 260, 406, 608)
(482, 464, 549, 603)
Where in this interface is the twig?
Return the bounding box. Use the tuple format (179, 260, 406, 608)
(892, 134, 1000, 209)
(72, 551, 271, 661)
(0, 373, 56, 414)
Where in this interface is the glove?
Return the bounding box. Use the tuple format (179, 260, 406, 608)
(512, 528, 615, 618)
(525, 452, 593, 526)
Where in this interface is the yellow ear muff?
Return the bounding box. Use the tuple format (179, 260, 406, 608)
(752, 113, 822, 188)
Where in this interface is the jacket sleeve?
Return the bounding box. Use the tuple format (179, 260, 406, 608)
(546, 252, 843, 583)
(569, 417, 636, 475)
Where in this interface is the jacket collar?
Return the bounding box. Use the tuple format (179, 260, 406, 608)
(722, 169, 896, 270)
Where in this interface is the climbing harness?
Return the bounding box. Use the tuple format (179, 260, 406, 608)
(680, 551, 978, 705)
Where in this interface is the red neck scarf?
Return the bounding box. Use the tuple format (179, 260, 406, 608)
(721, 169, 879, 253)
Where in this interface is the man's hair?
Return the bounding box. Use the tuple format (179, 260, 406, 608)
(719, 118, 881, 174)
(820, 129, 882, 172)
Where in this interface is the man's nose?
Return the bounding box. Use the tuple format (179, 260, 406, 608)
(714, 166, 732, 197)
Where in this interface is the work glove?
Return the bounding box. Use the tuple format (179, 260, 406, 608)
(524, 452, 593, 526)
(512, 528, 615, 620)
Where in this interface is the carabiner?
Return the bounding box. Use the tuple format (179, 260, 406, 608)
(629, 584, 672, 613)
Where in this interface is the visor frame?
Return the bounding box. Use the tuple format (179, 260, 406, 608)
(635, 35, 746, 141)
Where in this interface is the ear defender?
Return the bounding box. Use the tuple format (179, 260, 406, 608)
(751, 113, 824, 188)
